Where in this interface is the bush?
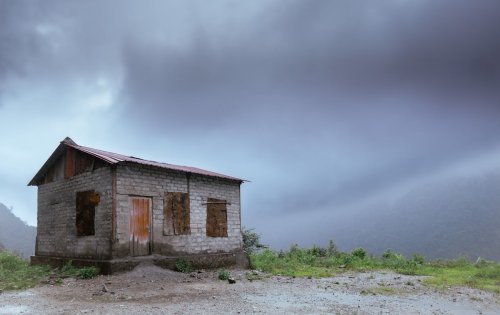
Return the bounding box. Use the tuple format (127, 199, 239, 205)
(411, 254, 425, 265)
(242, 227, 267, 254)
(351, 247, 367, 259)
(308, 245, 327, 257)
(326, 240, 339, 257)
(218, 269, 230, 280)
(175, 258, 193, 273)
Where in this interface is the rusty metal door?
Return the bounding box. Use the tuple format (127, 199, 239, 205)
(130, 197, 151, 256)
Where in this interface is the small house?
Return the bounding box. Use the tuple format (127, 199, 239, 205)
(29, 137, 247, 273)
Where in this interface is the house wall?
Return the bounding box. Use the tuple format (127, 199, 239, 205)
(113, 163, 242, 258)
(36, 165, 113, 259)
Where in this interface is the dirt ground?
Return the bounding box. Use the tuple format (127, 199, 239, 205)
(1, 263, 499, 314)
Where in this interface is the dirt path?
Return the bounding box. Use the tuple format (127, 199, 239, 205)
(1, 264, 499, 314)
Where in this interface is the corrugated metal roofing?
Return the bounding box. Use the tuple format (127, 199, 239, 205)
(28, 137, 244, 185)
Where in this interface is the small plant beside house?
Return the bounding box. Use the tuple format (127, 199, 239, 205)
(175, 258, 193, 273)
(218, 268, 230, 280)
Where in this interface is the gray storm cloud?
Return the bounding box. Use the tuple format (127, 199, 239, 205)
(1, 0, 499, 249)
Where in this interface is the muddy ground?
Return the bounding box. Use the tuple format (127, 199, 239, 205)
(1, 263, 499, 314)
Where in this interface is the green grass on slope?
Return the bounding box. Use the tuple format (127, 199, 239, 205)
(250, 245, 500, 294)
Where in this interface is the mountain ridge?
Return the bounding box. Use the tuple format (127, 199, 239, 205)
(0, 202, 36, 258)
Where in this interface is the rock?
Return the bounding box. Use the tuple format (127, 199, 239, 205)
(228, 277, 236, 284)
(102, 284, 109, 292)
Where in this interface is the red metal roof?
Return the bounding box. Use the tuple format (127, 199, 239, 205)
(29, 137, 244, 185)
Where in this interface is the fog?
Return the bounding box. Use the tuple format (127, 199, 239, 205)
(1, 0, 499, 254)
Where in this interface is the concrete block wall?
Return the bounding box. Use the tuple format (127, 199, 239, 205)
(36, 165, 113, 259)
(114, 163, 242, 257)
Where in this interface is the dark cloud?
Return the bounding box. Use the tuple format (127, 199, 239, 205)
(1, 0, 500, 248)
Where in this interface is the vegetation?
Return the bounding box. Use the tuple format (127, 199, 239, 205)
(242, 227, 267, 254)
(59, 261, 99, 279)
(0, 251, 50, 291)
(175, 258, 193, 273)
(0, 251, 99, 291)
(218, 268, 230, 280)
(250, 242, 500, 294)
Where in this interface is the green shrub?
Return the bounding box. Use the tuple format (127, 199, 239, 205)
(308, 245, 327, 257)
(326, 240, 339, 257)
(218, 269, 230, 280)
(382, 249, 400, 260)
(411, 254, 425, 265)
(175, 258, 193, 273)
(242, 227, 267, 254)
(351, 247, 367, 259)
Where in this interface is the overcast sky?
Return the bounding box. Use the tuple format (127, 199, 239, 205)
(1, 0, 499, 249)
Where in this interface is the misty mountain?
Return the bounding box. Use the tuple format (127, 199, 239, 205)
(0, 202, 36, 258)
(332, 172, 500, 261)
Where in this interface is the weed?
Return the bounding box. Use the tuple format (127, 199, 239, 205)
(218, 269, 230, 280)
(175, 258, 193, 273)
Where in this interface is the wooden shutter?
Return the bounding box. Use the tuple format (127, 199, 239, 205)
(64, 148, 75, 179)
(206, 198, 227, 237)
(163, 192, 190, 235)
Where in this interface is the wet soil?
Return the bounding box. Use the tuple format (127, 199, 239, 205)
(1, 263, 499, 314)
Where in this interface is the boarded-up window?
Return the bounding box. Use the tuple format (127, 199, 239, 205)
(163, 192, 190, 235)
(64, 148, 75, 179)
(206, 198, 228, 237)
(76, 190, 100, 236)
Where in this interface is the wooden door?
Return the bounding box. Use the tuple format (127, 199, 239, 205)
(130, 197, 151, 256)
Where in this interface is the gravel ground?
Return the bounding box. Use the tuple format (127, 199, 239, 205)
(0, 263, 499, 314)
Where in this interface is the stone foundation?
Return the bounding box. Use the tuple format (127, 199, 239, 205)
(31, 251, 250, 275)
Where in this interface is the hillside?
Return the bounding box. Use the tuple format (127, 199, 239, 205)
(333, 172, 500, 261)
(0, 203, 36, 258)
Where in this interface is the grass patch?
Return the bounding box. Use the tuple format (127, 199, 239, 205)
(421, 260, 500, 293)
(59, 261, 99, 279)
(0, 251, 50, 291)
(250, 244, 500, 294)
(0, 251, 99, 291)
